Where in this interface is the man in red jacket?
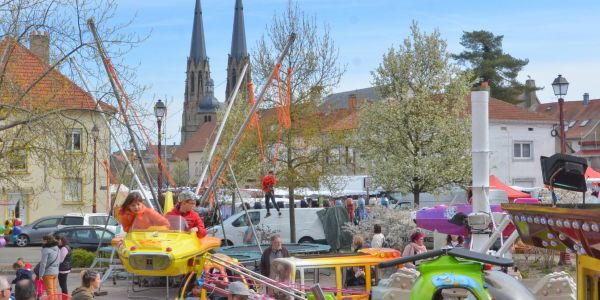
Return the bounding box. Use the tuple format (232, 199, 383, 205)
(261, 170, 281, 217)
(167, 190, 206, 238)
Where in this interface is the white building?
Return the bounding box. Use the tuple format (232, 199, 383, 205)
(486, 97, 556, 187)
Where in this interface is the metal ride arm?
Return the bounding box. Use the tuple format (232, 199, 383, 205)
(198, 33, 296, 205)
(477, 215, 511, 253)
(194, 63, 249, 195)
(87, 18, 160, 212)
(207, 253, 306, 299)
(228, 164, 263, 252)
(496, 231, 519, 257)
(378, 248, 513, 268)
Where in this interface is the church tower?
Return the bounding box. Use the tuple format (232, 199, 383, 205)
(225, 0, 251, 102)
(181, 0, 220, 145)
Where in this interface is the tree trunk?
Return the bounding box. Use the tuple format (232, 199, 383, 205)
(289, 186, 296, 243)
(413, 190, 420, 208)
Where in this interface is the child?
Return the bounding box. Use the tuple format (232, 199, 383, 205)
(12, 259, 32, 284)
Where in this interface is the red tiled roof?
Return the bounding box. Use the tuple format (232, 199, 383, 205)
(535, 99, 600, 139)
(468, 96, 556, 123)
(580, 140, 600, 146)
(0, 38, 97, 110)
(171, 122, 217, 160)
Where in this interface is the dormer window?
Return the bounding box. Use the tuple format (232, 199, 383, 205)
(580, 119, 590, 127)
(568, 120, 576, 128)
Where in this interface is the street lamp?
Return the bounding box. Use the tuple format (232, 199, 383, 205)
(154, 99, 166, 199)
(552, 75, 569, 154)
(91, 124, 99, 213)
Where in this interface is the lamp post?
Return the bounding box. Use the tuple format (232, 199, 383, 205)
(552, 74, 569, 154)
(552, 74, 570, 266)
(154, 99, 166, 199)
(91, 124, 99, 213)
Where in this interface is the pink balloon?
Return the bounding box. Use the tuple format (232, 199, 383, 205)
(0, 237, 7, 248)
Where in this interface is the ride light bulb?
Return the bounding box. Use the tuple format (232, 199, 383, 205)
(534, 217, 540, 224)
(572, 221, 580, 229)
(583, 223, 591, 232)
(592, 223, 599, 232)
(527, 216, 533, 223)
(548, 219, 555, 226)
(550, 241, 557, 247)
(556, 219, 563, 227)
(166, 247, 173, 252)
(547, 233, 554, 239)
(130, 246, 136, 251)
(541, 217, 547, 225)
(564, 220, 571, 228)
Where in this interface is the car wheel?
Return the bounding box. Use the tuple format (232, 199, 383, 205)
(298, 237, 314, 244)
(15, 234, 29, 247)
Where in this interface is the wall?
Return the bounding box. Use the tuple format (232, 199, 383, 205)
(489, 121, 555, 187)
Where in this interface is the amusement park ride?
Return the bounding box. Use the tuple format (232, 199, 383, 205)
(82, 15, 600, 299)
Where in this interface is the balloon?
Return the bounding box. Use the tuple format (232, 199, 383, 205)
(0, 237, 6, 248)
(14, 218, 22, 226)
(0, 225, 5, 235)
(12, 226, 21, 235)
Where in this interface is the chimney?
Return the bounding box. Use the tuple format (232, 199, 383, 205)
(583, 93, 590, 106)
(524, 79, 539, 108)
(348, 94, 357, 111)
(30, 31, 49, 64)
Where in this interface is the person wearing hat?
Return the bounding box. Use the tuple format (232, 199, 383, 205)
(402, 231, 427, 268)
(167, 190, 206, 238)
(227, 281, 251, 300)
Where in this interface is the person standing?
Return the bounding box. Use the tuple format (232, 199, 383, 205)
(0, 276, 12, 300)
(14, 279, 36, 300)
(71, 270, 101, 300)
(39, 234, 60, 297)
(260, 235, 289, 277)
(402, 232, 427, 268)
(167, 190, 207, 238)
(55, 234, 72, 295)
(261, 171, 280, 217)
(371, 224, 386, 248)
(446, 234, 464, 248)
(345, 198, 355, 224)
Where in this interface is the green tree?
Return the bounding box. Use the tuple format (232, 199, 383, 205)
(453, 30, 529, 103)
(362, 22, 471, 207)
(249, 1, 345, 242)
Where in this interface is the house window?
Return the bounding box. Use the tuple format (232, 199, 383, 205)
(64, 178, 82, 202)
(513, 178, 535, 187)
(580, 119, 590, 127)
(568, 120, 576, 128)
(8, 146, 27, 171)
(65, 129, 82, 151)
(204, 115, 212, 122)
(513, 142, 533, 159)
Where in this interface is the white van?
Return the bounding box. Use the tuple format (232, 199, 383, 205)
(208, 208, 326, 245)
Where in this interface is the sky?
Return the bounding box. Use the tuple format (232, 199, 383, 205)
(113, 0, 600, 145)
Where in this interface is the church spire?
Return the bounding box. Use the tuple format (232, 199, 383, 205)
(230, 0, 247, 61)
(226, 0, 251, 102)
(190, 0, 207, 65)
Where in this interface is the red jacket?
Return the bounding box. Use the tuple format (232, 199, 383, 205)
(261, 175, 276, 193)
(119, 204, 170, 232)
(167, 205, 207, 238)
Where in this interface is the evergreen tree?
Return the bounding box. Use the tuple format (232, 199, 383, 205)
(453, 30, 529, 103)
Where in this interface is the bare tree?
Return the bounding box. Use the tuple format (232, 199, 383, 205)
(250, 1, 345, 242)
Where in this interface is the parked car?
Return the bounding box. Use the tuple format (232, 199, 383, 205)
(52, 226, 115, 251)
(208, 208, 326, 246)
(14, 213, 120, 247)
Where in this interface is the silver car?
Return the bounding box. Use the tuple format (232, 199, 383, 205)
(15, 213, 121, 247)
(15, 215, 66, 247)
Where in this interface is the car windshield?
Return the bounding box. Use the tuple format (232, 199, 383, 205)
(130, 214, 189, 233)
